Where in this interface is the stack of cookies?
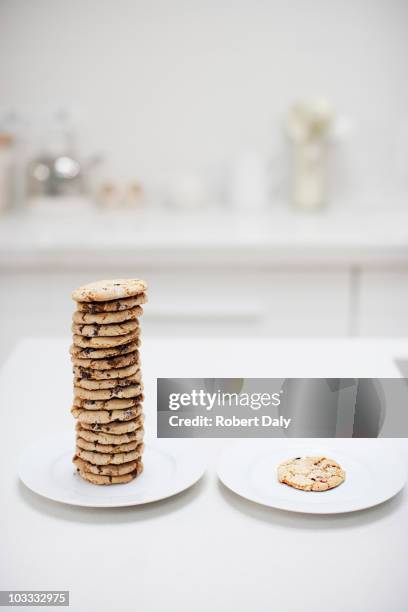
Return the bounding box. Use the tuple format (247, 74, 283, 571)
(70, 279, 147, 485)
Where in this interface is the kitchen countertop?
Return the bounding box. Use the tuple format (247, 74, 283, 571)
(1, 207, 408, 268)
(1, 337, 408, 612)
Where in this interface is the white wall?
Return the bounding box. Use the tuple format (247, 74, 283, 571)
(1, 0, 408, 206)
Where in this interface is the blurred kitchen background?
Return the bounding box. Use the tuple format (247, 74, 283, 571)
(1, 0, 408, 364)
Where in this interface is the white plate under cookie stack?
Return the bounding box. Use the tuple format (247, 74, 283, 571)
(70, 279, 147, 485)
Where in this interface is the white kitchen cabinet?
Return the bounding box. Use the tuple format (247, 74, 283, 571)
(261, 270, 350, 336)
(144, 269, 350, 336)
(358, 271, 408, 336)
(1, 209, 407, 363)
(0, 268, 350, 366)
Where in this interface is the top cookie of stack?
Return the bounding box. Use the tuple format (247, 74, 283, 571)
(70, 279, 147, 485)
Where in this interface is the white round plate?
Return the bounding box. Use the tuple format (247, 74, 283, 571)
(217, 439, 407, 514)
(19, 432, 207, 508)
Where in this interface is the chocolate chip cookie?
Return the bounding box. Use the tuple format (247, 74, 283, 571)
(73, 305, 143, 325)
(72, 279, 147, 302)
(277, 456, 346, 492)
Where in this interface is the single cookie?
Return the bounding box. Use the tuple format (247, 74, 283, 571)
(74, 373, 141, 391)
(78, 470, 135, 484)
(73, 306, 143, 325)
(73, 362, 140, 381)
(76, 461, 144, 485)
(72, 319, 140, 338)
(70, 340, 140, 360)
(73, 396, 142, 410)
(76, 436, 142, 454)
(76, 423, 144, 445)
(71, 405, 143, 424)
(72, 321, 141, 349)
(74, 383, 143, 400)
(80, 416, 144, 434)
(277, 456, 346, 492)
(76, 445, 143, 465)
(72, 279, 147, 303)
(73, 454, 139, 476)
(72, 330, 140, 349)
(76, 293, 147, 313)
(71, 350, 139, 371)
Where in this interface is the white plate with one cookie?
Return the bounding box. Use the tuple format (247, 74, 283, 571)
(18, 432, 207, 508)
(217, 439, 407, 514)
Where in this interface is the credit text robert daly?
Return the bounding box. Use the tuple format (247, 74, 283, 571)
(167, 389, 291, 430)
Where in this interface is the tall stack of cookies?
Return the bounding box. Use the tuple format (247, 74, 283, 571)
(70, 279, 147, 485)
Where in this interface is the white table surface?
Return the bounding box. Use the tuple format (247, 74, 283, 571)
(1, 337, 408, 612)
